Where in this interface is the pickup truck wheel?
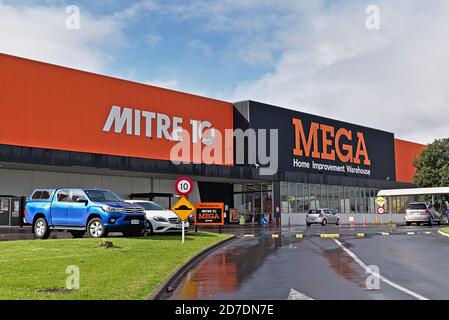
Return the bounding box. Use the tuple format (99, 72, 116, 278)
(34, 218, 50, 240)
(70, 231, 85, 238)
(88, 218, 107, 238)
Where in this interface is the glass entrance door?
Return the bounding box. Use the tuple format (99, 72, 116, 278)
(233, 183, 273, 225)
(245, 193, 255, 224)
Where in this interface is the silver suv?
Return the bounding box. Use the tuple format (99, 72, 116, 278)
(405, 202, 442, 226)
(306, 208, 340, 226)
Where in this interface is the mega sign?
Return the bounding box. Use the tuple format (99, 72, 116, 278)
(292, 118, 372, 176)
(292, 118, 371, 165)
(245, 101, 396, 180)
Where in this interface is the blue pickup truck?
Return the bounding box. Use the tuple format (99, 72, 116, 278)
(25, 188, 145, 239)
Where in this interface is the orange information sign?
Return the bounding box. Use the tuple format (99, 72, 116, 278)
(195, 202, 225, 226)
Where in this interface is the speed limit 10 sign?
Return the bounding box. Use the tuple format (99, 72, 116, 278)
(175, 177, 194, 196)
(377, 206, 385, 215)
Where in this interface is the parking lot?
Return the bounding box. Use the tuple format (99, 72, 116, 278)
(166, 224, 449, 300)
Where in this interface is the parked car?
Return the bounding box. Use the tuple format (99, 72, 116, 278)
(405, 202, 443, 226)
(25, 189, 145, 239)
(306, 208, 340, 226)
(125, 200, 189, 235)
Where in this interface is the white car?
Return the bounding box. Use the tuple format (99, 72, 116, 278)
(125, 200, 190, 235)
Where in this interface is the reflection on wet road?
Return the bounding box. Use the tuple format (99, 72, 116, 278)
(167, 226, 449, 300)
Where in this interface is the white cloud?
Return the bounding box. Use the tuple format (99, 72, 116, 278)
(0, 1, 156, 73)
(226, 0, 449, 144)
(145, 32, 162, 48)
(111, 0, 157, 21)
(0, 3, 118, 72)
(162, 0, 449, 144)
(145, 78, 179, 90)
(188, 39, 212, 56)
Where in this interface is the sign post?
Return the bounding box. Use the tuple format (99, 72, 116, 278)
(173, 177, 194, 244)
(376, 197, 387, 225)
(377, 205, 385, 225)
(172, 196, 194, 244)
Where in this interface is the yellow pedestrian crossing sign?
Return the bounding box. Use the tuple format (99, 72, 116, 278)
(172, 196, 194, 221)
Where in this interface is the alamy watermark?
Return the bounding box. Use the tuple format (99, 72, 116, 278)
(66, 265, 80, 290)
(365, 265, 380, 290)
(365, 5, 380, 30)
(169, 128, 279, 176)
(65, 5, 80, 30)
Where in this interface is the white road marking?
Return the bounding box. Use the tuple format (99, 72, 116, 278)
(333, 239, 429, 300)
(287, 288, 314, 300)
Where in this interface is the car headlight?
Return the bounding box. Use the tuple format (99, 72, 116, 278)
(153, 216, 168, 222)
(102, 205, 124, 213)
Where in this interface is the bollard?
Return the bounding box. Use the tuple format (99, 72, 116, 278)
(288, 217, 291, 231)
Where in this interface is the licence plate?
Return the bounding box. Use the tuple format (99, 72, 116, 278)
(131, 220, 140, 225)
(176, 224, 183, 229)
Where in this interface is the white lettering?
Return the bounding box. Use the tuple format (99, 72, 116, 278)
(157, 113, 171, 140)
(142, 111, 156, 137)
(134, 110, 141, 136)
(103, 105, 133, 135)
(103, 105, 217, 148)
(190, 120, 199, 144)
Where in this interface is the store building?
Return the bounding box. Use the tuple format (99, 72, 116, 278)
(0, 53, 426, 226)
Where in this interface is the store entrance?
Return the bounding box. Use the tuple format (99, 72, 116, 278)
(233, 183, 273, 225)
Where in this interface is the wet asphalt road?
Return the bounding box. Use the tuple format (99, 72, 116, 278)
(167, 225, 449, 300)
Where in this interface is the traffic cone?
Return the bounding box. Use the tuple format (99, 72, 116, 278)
(350, 218, 355, 228)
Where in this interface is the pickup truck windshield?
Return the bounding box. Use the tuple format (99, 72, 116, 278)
(84, 190, 122, 202)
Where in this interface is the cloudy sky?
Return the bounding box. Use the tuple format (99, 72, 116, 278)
(1, 0, 448, 144)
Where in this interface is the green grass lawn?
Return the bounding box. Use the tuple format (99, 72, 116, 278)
(440, 227, 449, 234)
(0, 232, 231, 300)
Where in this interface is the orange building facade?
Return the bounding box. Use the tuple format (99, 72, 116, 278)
(394, 139, 426, 183)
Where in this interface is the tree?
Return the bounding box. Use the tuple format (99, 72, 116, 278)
(413, 138, 449, 204)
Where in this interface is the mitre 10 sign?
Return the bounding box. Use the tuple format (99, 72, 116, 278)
(195, 203, 225, 226)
